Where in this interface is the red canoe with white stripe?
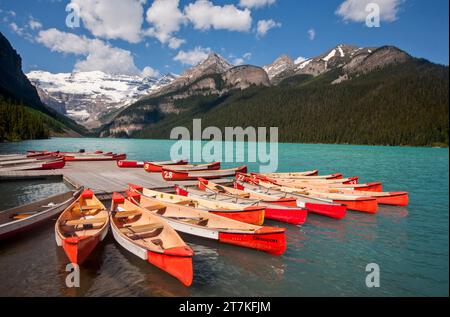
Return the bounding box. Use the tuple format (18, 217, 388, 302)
(192, 178, 308, 225)
(261, 172, 343, 180)
(64, 153, 126, 161)
(117, 160, 145, 168)
(248, 177, 378, 214)
(128, 184, 265, 225)
(162, 166, 248, 181)
(111, 193, 194, 287)
(55, 189, 109, 265)
(126, 191, 286, 256)
(235, 174, 346, 220)
(143, 160, 189, 173)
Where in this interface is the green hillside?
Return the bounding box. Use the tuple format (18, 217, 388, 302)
(111, 59, 448, 147)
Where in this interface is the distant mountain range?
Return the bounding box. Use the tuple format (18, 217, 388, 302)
(98, 45, 448, 146)
(1, 29, 448, 146)
(0, 32, 87, 141)
(27, 70, 177, 128)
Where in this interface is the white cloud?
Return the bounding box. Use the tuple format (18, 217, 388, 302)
(145, 0, 186, 49)
(239, 0, 276, 9)
(9, 23, 24, 36)
(142, 66, 160, 78)
(185, 0, 252, 32)
(336, 0, 403, 23)
(256, 19, 281, 37)
(294, 56, 307, 64)
(243, 52, 252, 60)
(36, 28, 156, 76)
(233, 58, 245, 65)
(69, 0, 145, 43)
(28, 17, 43, 30)
(174, 46, 210, 66)
(308, 28, 316, 40)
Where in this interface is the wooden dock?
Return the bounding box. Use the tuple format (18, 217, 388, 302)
(0, 161, 231, 200)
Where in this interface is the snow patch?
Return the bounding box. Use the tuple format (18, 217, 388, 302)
(323, 49, 336, 62)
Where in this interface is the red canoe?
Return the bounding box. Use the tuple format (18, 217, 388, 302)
(64, 153, 126, 162)
(111, 193, 194, 287)
(162, 166, 248, 181)
(55, 189, 109, 265)
(129, 184, 265, 226)
(235, 174, 347, 220)
(117, 160, 145, 168)
(143, 160, 189, 173)
(249, 177, 378, 214)
(126, 191, 287, 255)
(194, 178, 308, 225)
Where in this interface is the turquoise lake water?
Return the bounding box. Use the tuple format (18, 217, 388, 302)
(0, 138, 448, 296)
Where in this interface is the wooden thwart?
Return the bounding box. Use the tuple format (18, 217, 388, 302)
(115, 210, 142, 218)
(65, 217, 107, 226)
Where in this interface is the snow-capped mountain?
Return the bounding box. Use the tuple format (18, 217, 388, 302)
(26, 70, 176, 128)
(155, 52, 234, 96)
(263, 55, 294, 81)
(263, 44, 398, 83)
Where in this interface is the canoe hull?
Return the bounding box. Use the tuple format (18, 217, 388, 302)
(334, 198, 378, 214)
(0, 190, 81, 240)
(219, 230, 286, 256)
(64, 154, 126, 162)
(162, 166, 247, 181)
(148, 249, 194, 287)
(111, 219, 193, 287)
(117, 160, 145, 168)
(263, 205, 307, 225)
(210, 208, 265, 226)
(375, 192, 409, 206)
(303, 202, 346, 220)
(61, 235, 101, 265)
(144, 160, 188, 173)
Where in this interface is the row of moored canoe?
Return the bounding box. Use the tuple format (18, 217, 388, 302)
(0, 165, 409, 287)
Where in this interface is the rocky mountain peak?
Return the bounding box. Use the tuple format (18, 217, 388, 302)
(263, 55, 295, 81)
(181, 52, 232, 80)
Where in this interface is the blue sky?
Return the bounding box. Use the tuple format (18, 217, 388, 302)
(0, 0, 448, 77)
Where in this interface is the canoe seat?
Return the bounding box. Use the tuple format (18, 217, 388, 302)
(175, 200, 196, 206)
(120, 223, 164, 234)
(115, 210, 142, 218)
(145, 204, 167, 211)
(121, 223, 164, 240)
(65, 217, 107, 226)
(169, 216, 209, 227)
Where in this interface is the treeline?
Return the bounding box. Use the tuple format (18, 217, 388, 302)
(0, 97, 50, 142)
(132, 60, 449, 147)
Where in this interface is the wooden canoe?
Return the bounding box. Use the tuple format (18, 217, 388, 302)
(252, 173, 359, 185)
(0, 188, 83, 240)
(162, 166, 248, 181)
(110, 193, 194, 287)
(261, 172, 343, 180)
(63, 153, 126, 161)
(55, 189, 110, 265)
(254, 174, 384, 193)
(157, 162, 221, 172)
(191, 178, 308, 225)
(235, 176, 346, 220)
(125, 191, 286, 256)
(295, 187, 409, 206)
(128, 184, 265, 225)
(0, 159, 65, 172)
(252, 178, 378, 214)
(143, 159, 189, 173)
